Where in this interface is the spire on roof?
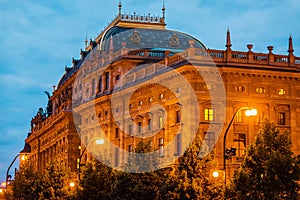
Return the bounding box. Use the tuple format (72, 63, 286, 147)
(162, 0, 166, 20)
(226, 27, 232, 50)
(85, 29, 88, 48)
(288, 34, 294, 55)
(118, 1, 122, 15)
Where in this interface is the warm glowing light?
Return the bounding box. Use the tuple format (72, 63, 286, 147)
(212, 171, 219, 178)
(1, 182, 6, 187)
(245, 108, 257, 117)
(95, 139, 104, 145)
(21, 155, 27, 161)
(69, 182, 75, 187)
(0, 189, 3, 193)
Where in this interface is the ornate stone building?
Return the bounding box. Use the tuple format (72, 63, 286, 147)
(23, 3, 300, 179)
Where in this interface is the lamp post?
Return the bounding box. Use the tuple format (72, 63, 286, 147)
(223, 107, 257, 186)
(77, 138, 104, 180)
(5, 154, 20, 190)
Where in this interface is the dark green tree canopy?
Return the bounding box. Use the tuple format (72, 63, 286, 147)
(226, 120, 300, 200)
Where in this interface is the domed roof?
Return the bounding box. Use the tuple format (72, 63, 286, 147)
(57, 26, 206, 88)
(99, 26, 206, 52)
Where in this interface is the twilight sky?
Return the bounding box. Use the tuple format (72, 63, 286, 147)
(0, 0, 299, 182)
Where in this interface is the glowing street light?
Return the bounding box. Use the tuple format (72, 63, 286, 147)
(223, 107, 257, 186)
(69, 182, 75, 187)
(245, 108, 258, 117)
(212, 171, 220, 178)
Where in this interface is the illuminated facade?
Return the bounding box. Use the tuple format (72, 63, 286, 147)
(23, 4, 300, 179)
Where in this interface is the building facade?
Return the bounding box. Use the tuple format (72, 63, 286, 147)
(23, 4, 300, 179)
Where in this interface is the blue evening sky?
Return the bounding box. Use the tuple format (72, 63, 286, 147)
(0, 0, 299, 182)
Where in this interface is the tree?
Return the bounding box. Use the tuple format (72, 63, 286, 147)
(161, 136, 223, 200)
(38, 159, 73, 200)
(77, 158, 116, 200)
(110, 141, 169, 200)
(12, 162, 41, 200)
(226, 120, 300, 200)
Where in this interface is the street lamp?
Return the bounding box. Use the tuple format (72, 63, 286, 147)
(223, 107, 257, 186)
(5, 154, 20, 190)
(77, 138, 104, 180)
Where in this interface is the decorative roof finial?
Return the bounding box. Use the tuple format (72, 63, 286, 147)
(162, 0, 166, 20)
(226, 27, 232, 50)
(288, 34, 294, 55)
(84, 28, 88, 48)
(118, 1, 122, 15)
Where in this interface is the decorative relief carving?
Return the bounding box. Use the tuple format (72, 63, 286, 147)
(130, 30, 141, 44)
(169, 33, 179, 46)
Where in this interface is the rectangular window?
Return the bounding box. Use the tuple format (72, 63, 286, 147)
(115, 128, 119, 138)
(105, 72, 109, 90)
(138, 122, 142, 133)
(236, 110, 243, 123)
(259, 111, 265, 124)
(98, 76, 102, 92)
(91, 79, 95, 95)
(204, 108, 214, 121)
(176, 110, 181, 123)
(128, 144, 133, 152)
(279, 112, 286, 125)
(116, 74, 120, 81)
(115, 148, 119, 167)
(148, 119, 152, 131)
(204, 132, 215, 149)
(128, 124, 133, 136)
(159, 116, 163, 128)
(233, 133, 246, 156)
(159, 138, 164, 158)
(175, 134, 181, 156)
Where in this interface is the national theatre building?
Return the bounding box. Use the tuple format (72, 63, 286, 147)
(21, 4, 300, 180)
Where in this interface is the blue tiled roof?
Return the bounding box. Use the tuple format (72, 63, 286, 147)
(57, 26, 206, 88)
(100, 26, 206, 52)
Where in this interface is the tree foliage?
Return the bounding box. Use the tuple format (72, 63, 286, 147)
(110, 141, 169, 200)
(226, 120, 300, 200)
(38, 159, 73, 200)
(77, 158, 116, 200)
(162, 136, 223, 200)
(12, 162, 40, 200)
